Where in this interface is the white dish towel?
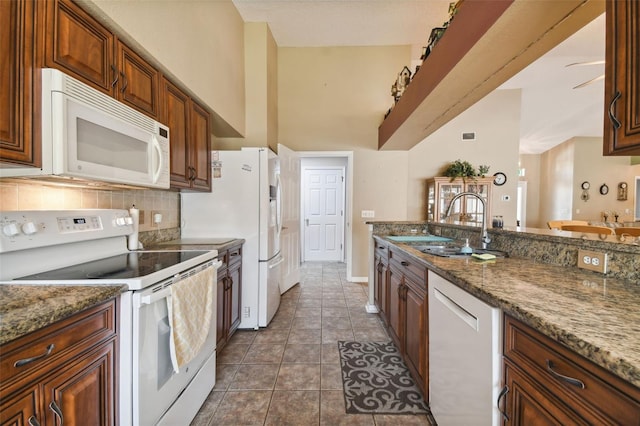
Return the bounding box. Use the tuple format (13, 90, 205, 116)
(167, 267, 215, 373)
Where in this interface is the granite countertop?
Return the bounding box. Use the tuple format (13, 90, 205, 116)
(375, 235, 640, 388)
(0, 285, 126, 346)
(0, 240, 243, 347)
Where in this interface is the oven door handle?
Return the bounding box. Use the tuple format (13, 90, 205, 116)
(139, 260, 221, 306)
(140, 286, 173, 306)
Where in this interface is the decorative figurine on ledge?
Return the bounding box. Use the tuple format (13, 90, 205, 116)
(391, 66, 412, 103)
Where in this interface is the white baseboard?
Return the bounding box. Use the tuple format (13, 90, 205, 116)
(365, 303, 379, 314)
(348, 276, 368, 283)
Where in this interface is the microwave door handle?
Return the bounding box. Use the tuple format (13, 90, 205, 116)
(151, 135, 163, 184)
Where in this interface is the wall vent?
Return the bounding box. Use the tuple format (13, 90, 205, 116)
(461, 132, 476, 141)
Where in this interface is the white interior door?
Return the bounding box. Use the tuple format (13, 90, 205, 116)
(278, 144, 301, 294)
(303, 168, 344, 262)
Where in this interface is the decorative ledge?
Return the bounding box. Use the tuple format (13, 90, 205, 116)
(378, 0, 604, 150)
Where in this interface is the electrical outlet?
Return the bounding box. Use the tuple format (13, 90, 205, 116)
(577, 249, 608, 274)
(151, 211, 162, 224)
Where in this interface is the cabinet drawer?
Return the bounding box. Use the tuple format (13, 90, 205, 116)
(0, 300, 116, 386)
(374, 240, 388, 260)
(504, 315, 640, 424)
(389, 250, 427, 286)
(228, 245, 242, 267)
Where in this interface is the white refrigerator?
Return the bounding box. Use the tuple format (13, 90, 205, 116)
(181, 147, 283, 328)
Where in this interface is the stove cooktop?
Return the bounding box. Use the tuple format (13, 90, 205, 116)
(15, 250, 210, 282)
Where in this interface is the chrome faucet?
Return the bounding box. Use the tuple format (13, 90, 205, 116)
(445, 191, 491, 249)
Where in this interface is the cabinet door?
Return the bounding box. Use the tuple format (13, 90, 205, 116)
(42, 340, 116, 426)
(216, 272, 227, 350)
(604, 0, 640, 155)
(387, 268, 404, 351)
(374, 255, 388, 324)
(117, 41, 159, 118)
(228, 262, 242, 335)
(162, 77, 191, 189)
(0, 0, 38, 166)
(404, 280, 427, 396)
(504, 362, 586, 426)
(44, 0, 114, 93)
(189, 100, 212, 191)
(0, 386, 39, 426)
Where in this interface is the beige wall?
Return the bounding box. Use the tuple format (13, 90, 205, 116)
(217, 23, 279, 151)
(407, 89, 522, 225)
(519, 154, 542, 227)
(0, 182, 179, 232)
(534, 137, 639, 227)
(277, 46, 411, 277)
(573, 137, 638, 222)
(87, 0, 246, 137)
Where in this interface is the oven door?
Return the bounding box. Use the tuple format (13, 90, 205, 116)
(131, 261, 218, 426)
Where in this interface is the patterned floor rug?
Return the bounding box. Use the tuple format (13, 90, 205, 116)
(338, 341, 432, 415)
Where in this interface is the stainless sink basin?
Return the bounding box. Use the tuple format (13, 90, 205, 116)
(416, 245, 508, 258)
(387, 235, 453, 243)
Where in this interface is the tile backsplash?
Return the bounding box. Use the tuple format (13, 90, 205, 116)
(0, 181, 180, 233)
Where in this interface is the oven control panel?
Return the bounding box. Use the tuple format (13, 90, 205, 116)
(0, 209, 134, 253)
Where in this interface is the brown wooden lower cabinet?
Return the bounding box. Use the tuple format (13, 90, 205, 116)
(0, 299, 118, 426)
(384, 246, 429, 400)
(216, 243, 243, 352)
(373, 239, 389, 326)
(502, 315, 640, 425)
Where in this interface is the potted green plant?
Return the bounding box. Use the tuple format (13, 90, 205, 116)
(442, 160, 490, 182)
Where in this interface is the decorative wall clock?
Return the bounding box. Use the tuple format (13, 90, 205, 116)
(493, 172, 507, 186)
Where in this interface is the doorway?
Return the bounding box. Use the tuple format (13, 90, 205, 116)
(517, 180, 527, 227)
(300, 155, 349, 264)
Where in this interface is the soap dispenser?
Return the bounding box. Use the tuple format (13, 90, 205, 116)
(460, 238, 473, 254)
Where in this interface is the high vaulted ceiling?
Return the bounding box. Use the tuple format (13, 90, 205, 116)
(232, 0, 605, 154)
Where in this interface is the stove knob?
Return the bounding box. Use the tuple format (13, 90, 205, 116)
(2, 223, 20, 237)
(115, 217, 127, 226)
(22, 221, 38, 235)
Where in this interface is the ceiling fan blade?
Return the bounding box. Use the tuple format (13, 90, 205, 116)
(573, 74, 604, 89)
(565, 60, 605, 67)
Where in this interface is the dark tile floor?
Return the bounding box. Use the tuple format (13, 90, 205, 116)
(191, 262, 432, 425)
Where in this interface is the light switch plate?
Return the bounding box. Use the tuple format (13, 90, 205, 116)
(577, 249, 608, 274)
(361, 210, 375, 218)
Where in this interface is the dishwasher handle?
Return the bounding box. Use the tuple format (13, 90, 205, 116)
(433, 286, 478, 331)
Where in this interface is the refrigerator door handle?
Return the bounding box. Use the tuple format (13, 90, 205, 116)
(275, 173, 283, 235)
(269, 254, 285, 269)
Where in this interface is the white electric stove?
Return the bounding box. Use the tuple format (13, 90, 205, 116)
(0, 209, 220, 426)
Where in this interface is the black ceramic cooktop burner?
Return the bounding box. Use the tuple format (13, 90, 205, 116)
(16, 251, 209, 281)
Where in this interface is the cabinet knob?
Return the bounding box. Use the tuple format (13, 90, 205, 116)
(14, 343, 55, 367)
(119, 71, 128, 93)
(110, 65, 119, 88)
(545, 359, 585, 389)
(496, 385, 509, 421)
(49, 401, 64, 425)
(608, 90, 622, 130)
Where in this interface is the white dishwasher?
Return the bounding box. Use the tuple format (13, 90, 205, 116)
(428, 271, 502, 425)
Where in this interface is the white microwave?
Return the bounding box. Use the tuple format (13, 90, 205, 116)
(0, 68, 170, 189)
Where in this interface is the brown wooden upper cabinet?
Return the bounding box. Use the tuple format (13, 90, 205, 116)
(1, 0, 38, 167)
(604, 0, 640, 155)
(161, 77, 211, 191)
(42, 0, 160, 119)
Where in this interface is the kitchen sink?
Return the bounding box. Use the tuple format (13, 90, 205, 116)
(416, 245, 508, 258)
(387, 235, 453, 243)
